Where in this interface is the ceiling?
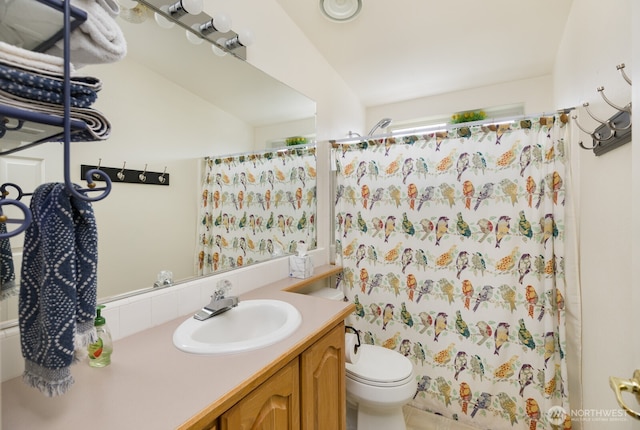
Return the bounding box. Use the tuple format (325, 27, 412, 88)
(275, 0, 574, 108)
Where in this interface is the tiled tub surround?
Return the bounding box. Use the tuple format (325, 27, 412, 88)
(2, 259, 351, 428)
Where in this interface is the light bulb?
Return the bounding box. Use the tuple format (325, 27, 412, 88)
(167, 0, 203, 17)
(154, 5, 174, 29)
(212, 37, 227, 56)
(186, 24, 203, 44)
(199, 13, 232, 35)
(238, 29, 254, 47)
(225, 28, 254, 50)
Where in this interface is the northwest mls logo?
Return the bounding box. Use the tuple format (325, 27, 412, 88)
(546, 406, 567, 426)
(546, 405, 628, 424)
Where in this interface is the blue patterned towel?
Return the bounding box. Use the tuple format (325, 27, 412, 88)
(0, 87, 111, 142)
(19, 183, 98, 397)
(0, 219, 16, 299)
(0, 63, 99, 108)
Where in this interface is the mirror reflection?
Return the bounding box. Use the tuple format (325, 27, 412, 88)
(0, 7, 316, 324)
(196, 148, 317, 276)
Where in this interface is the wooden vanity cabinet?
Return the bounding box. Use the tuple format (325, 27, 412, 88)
(212, 321, 346, 430)
(220, 359, 300, 430)
(300, 323, 346, 430)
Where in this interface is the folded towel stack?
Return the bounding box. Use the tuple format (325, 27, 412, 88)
(0, 41, 110, 142)
(0, 0, 126, 68)
(46, 0, 127, 67)
(19, 183, 98, 397)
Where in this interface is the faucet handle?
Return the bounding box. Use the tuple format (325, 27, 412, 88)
(213, 279, 233, 300)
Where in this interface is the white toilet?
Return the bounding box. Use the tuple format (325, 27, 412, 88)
(345, 343, 416, 430)
(307, 286, 416, 430)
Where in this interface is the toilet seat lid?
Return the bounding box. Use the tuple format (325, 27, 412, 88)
(346, 344, 413, 385)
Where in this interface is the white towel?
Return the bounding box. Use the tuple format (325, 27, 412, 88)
(46, 0, 127, 68)
(0, 42, 74, 75)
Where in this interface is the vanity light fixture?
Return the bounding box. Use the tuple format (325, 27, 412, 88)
(200, 14, 232, 35)
(223, 29, 254, 51)
(154, 0, 203, 29)
(165, 0, 203, 17)
(212, 37, 228, 56)
(135, 0, 252, 60)
(185, 24, 204, 44)
(186, 13, 232, 45)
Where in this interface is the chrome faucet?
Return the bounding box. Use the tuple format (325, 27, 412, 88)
(194, 280, 239, 321)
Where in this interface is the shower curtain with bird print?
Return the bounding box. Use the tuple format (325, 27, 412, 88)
(334, 115, 572, 430)
(196, 146, 317, 275)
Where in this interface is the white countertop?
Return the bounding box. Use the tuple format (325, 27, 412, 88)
(2, 268, 352, 429)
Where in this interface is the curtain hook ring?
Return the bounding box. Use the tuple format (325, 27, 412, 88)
(117, 161, 126, 181)
(139, 164, 148, 182)
(158, 166, 167, 184)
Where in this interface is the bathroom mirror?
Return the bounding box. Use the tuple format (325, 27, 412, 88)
(0, 7, 316, 324)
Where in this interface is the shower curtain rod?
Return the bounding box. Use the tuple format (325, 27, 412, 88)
(331, 107, 575, 144)
(204, 142, 316, 160)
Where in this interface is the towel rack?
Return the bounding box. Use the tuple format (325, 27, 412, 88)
(0, 0, 112, 239)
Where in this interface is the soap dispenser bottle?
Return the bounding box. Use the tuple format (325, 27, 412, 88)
(88, 305, 112, 367)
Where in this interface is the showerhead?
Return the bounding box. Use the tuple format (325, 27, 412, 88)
(367, 118, 392, 137)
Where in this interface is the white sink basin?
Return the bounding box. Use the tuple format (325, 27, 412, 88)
(173, 299, 302, 355)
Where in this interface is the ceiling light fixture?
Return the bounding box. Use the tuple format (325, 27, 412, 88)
(319, 0, 362, 23)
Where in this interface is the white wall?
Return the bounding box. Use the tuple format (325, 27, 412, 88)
(554, 1, 635, 429)
(367, 74, 554, 130)
(77, 57, 256, 299)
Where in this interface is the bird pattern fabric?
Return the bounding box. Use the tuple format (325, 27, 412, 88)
(335, 116, 571, 429)
(196, 146, 317, 275)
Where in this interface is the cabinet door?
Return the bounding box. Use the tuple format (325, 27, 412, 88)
(300, 323, 346, 430)
(220, 359, 300, 430)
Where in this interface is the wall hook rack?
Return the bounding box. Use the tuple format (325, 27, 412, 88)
(576, 62, 632, 156)
(81, 164, 170, 186)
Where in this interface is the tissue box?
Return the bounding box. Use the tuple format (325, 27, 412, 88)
(289, 255, 314, 279)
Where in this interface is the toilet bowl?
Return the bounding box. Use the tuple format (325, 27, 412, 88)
(345, 344, 416, 430)
(304, 288, 415, 429)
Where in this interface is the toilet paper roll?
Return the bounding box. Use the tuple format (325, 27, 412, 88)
(345, 333, 360, 364)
